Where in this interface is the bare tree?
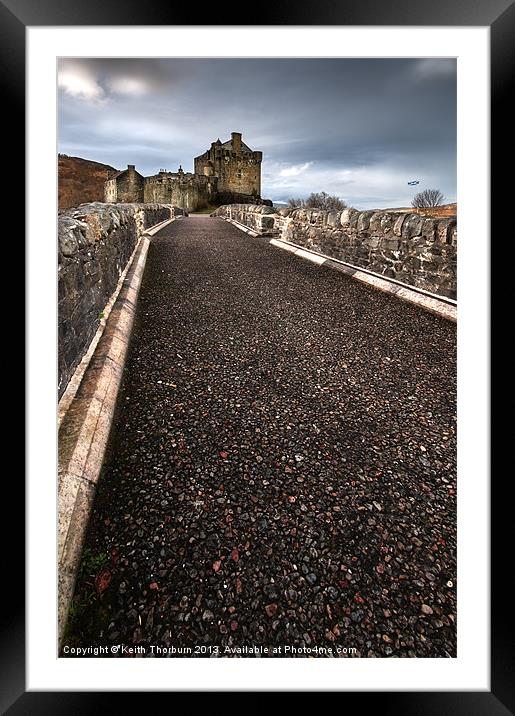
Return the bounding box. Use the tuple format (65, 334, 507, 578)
(411, 188, 446, 208)
(287, 197, 304, 208)
(287, 192, 347, 211)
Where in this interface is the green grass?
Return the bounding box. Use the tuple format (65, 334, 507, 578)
(78, 548, 108, 581)
(62, 549, 110, 647)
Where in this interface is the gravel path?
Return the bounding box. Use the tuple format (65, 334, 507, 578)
(65, 216, 456, 658)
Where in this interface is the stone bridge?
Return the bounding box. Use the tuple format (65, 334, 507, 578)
(58, 205, 456, 658)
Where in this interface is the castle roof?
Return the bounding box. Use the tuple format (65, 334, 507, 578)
(110, 166, 144, 180)
(221, 137, 252, 152)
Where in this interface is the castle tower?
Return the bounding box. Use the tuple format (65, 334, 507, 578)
(194, 132, 262, 202)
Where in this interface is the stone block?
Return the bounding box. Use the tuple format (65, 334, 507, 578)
(369, 212, 384, 231)
(393, 214, 407, 236)
(59, 229, 79, 257)
(349, 211, 360, 230)
(380, 215, 394, 233)
(340, 208, 357, 227)
(421, 218, 437, 242)
(436, 219, 454, 244)
(260, 216, 275, 230)
(402, 215, 424, 239)
(364, 236, 380, 249)
(357, 211, 374, 232)
(382, 238, 400, 251)
(80, 213, 103, 245)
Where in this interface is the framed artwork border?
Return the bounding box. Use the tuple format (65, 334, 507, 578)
(2, 0, 506, 709)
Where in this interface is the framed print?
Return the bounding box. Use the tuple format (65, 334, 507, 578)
(2, 0, 507, 709)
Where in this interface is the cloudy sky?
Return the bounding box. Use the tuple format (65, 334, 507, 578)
(58, 58, 456, 209)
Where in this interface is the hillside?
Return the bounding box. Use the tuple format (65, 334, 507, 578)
(416, 203, 457, 218)
(384, 203, 457, 218)
(58, 155, 119, 210)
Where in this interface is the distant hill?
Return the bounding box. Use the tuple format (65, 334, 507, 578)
(416, 203, 457, 218)
(58, 155, 119, 210)
(383, 203, 457, 218)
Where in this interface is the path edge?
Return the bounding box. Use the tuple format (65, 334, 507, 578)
(272, 237, 457, 322)
(57, 226, 156, 649)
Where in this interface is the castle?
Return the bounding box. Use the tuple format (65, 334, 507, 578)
(104, 132, 265, 212)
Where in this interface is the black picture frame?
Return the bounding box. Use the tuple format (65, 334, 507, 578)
(4, 0, 505, 709)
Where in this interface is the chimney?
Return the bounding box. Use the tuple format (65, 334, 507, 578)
(127, 164, 135, 172)
(231, 132, 242, 152)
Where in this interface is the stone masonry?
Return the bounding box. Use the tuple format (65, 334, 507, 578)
(194, 132, 262, 202)
(143, 167, 217, 212)
(58, 202, 175, 397)
(104, 165, 144, 203)
(105, 132, 266, 211)
(214, 205, 457, 299)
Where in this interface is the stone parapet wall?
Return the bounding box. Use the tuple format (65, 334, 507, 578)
(58, 202, 175, 396)
(212, 203, 277, 234)
(214, 204, 457, 299)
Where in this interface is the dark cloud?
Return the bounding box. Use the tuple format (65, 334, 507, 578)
(58, 58, 456, 209)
